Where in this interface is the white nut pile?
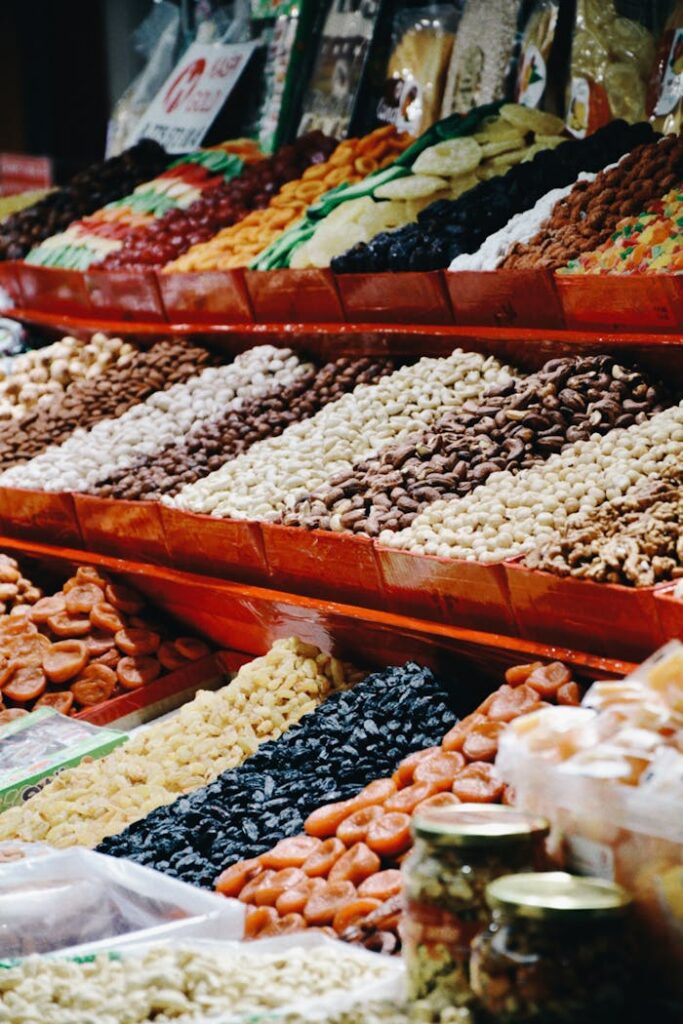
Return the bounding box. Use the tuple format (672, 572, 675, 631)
(0, 346, 312, 494)
(0, 637, 362, 849)
(0, 333, 135, 421)
(381, 402, 683, 563)
(0, 943, 393, 1024)
(449, 176, 595, 271)
(171, 350, 514, 520)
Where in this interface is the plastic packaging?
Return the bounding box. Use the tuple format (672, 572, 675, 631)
(566, 0, 658, 136)
(0, 844, 244, 958)
(378, 5, 461, 137)
(298, 0, 385, 139)
(649, 1, 683, 133)
(514, 0, 561, 109)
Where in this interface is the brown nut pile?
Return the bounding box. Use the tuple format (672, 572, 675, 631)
(0, 340, 218, 472)
(524, 470, 683, 587)
(501, 134, 683, 270)
(285, 356, 670, 536)
(93, 358, 394, 502)
(0, 563, 211, 724)
(0, 554, 41, 615)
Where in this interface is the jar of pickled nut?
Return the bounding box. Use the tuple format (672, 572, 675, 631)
(470, 872, 633, 1024)
(401, 804, 549, 1013)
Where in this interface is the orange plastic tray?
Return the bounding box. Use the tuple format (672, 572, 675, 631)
(76, 652, 225, 728)
(337, 271, 453, 325)
(377, 545, 516, 634)
(85, 268, 165, 323)
(261, 522, 384, 606)
(244, 269, 344, 323)
(160, 504, 269, 584)
(556, 274, 683, 332)
(447, 269, 565, 329)
(505, 559, 665, 661)
(16, 265, 91, 316)
(74, 493, 169, 566)
(654, 586, 683, 642)
(158, 269, 253, 324)
(0, 486, 82, 547)
(0, 262, 21, 306)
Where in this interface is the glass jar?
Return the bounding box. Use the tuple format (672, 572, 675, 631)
(470, 871, 633, 1024)
(401, 804, 549, 1012)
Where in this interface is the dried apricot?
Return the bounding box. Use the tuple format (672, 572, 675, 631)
(35, 691, 74, 715)
(114, 628, 161, 657)
(65, 584, 105, 615)
(442, 713, 487, 752)
(175, 637, 210, 660)
(303, 881, 356, 926)
(43, 640, 88, 684)
(239, 869, 276, 904)
(75, 566, 108, 589)
(90, 602, 125, 634)
(351, 778, 397, 811)
(302, 837, 346, 877)
(393, 746, 441, 787)
(105, 583, 143, 615)
(336, 806, 384, 846)
(94, 649, 119, 668)
(4, 666, 47, 703)
(366, 813, 412, 858)
(258, 912, 306, 937)
(384, 781, 436, 815)
(117, 656, 160, 690)
(275, 878, 326, 915)
(244, 906, 278, 939)
(253, 867, 307, 906)
(328, 843, 381, 885)
(461, 721, 504, 763)
(85, 632, 116, 658)
(452, 762, 504, 803)
(333, 898, 382, 934)
(557, 681, 582, 705)
(46, 612, 91, 638)
(414, 792, 461, 814)
(414, 750, 466, 790)
(487, 684, 542, 723)
(0, 708, 29, 725)
(71, 672, 116, 708)
(215, 857, 263, 898)
(505, 662, 543, 687)
(357, 869, 403, 901)
(158, 641, 189, 672)
(526, 662, 572, 698)
(260, 835, 322, 870)
(30, 594, 66, 623)
(304, 800, 356, 838)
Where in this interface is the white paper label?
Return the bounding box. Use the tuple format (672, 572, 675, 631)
(566, 834, 615, 879)
(654, 29, 683, 117)
(133, 41, 258, 153)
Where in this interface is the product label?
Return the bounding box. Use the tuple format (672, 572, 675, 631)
(565, 835, 615, 879)
(567, 76, 590, 137)
(377, 78, 424, 134)
(133, 41, 258, 152)
(654, 29, 683, 116)
(517, 44, 547, 108)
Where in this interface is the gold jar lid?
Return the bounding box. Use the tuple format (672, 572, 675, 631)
(412, 803, 550, 847)
(486, 872, 632, 920)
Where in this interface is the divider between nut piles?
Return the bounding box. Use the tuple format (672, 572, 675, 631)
(0, 638, 364, 849)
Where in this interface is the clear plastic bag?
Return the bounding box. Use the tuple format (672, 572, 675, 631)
(0, 844, 244, 959)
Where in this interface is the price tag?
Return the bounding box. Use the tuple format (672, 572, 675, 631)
(133, 41, 258, 153)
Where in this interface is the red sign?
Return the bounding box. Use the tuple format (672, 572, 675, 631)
(0, 154, 52, 196)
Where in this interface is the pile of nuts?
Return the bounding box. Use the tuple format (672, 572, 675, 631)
(0, 554, 41, 616)
(524, 470, 683, 587)
(381, 402, 683, 562)
(0, 563, 210, 725)
(0, 944, 396, 1024)
(0, 334, 135, 422)
(94, 357, 392, 502)
(171, 351, 511, 521)
(285, 357, 668, 536)
(502, 134, 683, 270)
(0, 339, 216, 474)
(0, 638, 362, 849)
(3, 346, 308, 495)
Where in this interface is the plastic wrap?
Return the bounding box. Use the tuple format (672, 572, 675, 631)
(649, 1, 683, 133)
(377, 5, 462, 137)
(0, 845, 245, 958)
(514, 0, 560, 109)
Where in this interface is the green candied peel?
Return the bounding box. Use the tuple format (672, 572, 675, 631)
(0, 951, 122, 970)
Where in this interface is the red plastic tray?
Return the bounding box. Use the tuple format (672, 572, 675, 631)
(74, 494, 169, 566)
(0, 487, 82, 547)
(447, 269, 565, 329)
(15, 265, 91, 315)
(377, 546, 516, 634)
(76, 652, 226, 728)
(85, 268, 165, 323)
(0, 262, 22, 307)
(261, 522, 384, 606)
(505, 559, 665, 661)
(161, 504, 269, 584)
(654, 586, 683, 643)
(556, 274, 683, 332)
(158, 269, 253, 324)
(337, 271, 453, 325)
(244, 269, 344, 323)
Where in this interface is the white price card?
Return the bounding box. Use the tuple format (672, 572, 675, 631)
(133, 40, 258, 153)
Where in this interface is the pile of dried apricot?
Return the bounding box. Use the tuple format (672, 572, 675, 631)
(216, 660, 581, 946)
(0, 563, 210, 723)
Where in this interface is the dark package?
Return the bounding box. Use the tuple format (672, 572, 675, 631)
(377, 4, 463, 137)
(514, 0, 576, 115)
(298, 0, 386, 139)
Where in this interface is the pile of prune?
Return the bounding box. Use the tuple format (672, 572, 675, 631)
(0, 140, 168, 261)
(331, 120, 656, 273)
(97, 663, 458, 888)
